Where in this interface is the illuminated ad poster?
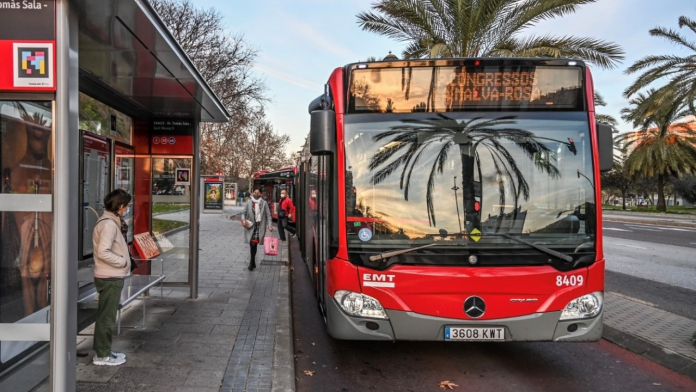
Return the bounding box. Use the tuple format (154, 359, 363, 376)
(0, 1, 56, 92)
(175, 168, 190, 185)
(204, 182, 223, 210)
(0, 101, 53, 365)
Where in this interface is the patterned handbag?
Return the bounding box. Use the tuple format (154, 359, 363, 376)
(250, 223, 260, 245)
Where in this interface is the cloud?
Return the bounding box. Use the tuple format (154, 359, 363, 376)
(253, 63, 322, 90)
(284, 16, 360, 61)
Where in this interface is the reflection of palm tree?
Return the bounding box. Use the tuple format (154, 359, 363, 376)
(368, 115, 560, 230)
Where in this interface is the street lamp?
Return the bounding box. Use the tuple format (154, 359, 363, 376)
(577, 169, 593, 189)
(452, 176, 463, 233)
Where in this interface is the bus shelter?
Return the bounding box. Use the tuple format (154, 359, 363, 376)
(0, 1, 229, 390)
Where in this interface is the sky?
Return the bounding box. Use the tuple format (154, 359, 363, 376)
(195, 0, 695, 154)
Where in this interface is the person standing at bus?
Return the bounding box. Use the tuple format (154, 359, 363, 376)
(241, 188, 272, 271)
(92, 189, 132, 366)
(277, 189, 296, 241)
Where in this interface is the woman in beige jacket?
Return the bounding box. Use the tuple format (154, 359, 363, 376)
(92, 189, 132, 366)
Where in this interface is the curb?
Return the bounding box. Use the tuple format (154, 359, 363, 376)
(604, 217, 696, 229)
(272, 252, 296, 391)
(603, 325, 696, 381)
(159, 224, 190, 237)
(152, 208, 190, 217)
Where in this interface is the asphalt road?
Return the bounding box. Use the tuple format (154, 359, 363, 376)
(603, 221, 696, 250)
(290, 237, 696, 392)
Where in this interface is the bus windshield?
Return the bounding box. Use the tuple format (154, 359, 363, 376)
(344, 112, 596, 256)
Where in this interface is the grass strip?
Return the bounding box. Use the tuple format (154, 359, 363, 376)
(152, 203, 190, 214)
(152, 218, 188, 234)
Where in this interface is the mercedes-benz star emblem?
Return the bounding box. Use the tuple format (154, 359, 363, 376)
(464, 296, 486, 318)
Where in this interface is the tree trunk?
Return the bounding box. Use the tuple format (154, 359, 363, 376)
(621, 189, 627, 210)
(657, 174, 667, 212)
(460, 144, 479, 233)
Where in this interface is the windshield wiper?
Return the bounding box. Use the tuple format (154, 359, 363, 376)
(481, 233, 573, 262)
(369, 243, 439, 262)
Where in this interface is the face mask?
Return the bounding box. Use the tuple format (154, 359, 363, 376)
(281, 194, 286, 198)
(311, 194, 316, 198)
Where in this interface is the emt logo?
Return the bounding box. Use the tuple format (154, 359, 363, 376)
(363, 274, 396, 288)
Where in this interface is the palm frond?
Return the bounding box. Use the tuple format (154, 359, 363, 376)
(489, 34, 624, 69)
(356, 0, 623, 66)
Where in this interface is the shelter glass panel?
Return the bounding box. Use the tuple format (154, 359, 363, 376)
(150, 157, 191, 283)
(0, 100, 53, 373)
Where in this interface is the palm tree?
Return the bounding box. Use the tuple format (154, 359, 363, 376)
(356, 0, 624, 68)
(594, 91, 619, 130)
(368, 115, 561, 231)
(618, 89, 696, 212)
(624, 16, 696, 110)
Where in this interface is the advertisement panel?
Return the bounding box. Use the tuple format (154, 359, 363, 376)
(204, 181, 223, 211)
(0, 1, 56, 92)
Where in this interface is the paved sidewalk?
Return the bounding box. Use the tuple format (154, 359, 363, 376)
(604, 292, 696, 381)
(72, 206, 295, 392)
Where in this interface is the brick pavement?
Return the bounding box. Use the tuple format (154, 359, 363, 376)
(72, 206, 294, 392)
(603, 293, 696, 379)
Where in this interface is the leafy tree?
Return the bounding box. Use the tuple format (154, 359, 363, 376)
(356, 0, 624, 68)
(673, 174, 696, 204)
(601, 154, 635, 210)
(618, 90, 696, 212)
(624, 16, 696, 111)
(151, 0, 291, 176)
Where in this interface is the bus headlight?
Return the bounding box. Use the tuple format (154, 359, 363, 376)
(560, 292, 603, 320)
(334, 290, 388, 319)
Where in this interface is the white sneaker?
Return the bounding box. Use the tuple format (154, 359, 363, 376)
(111, 351, 126, 360)
(93, 354, 126, 366)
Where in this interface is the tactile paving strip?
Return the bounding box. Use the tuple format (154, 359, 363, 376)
(604, 293, 696, 360)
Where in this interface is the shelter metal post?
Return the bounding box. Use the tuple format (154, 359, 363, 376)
(50, 0, 79, 390)
(189, 122, 201, 299)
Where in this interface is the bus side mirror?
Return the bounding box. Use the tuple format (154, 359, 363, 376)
(310, 110, 336, 155)
(596, 123, 613, 172)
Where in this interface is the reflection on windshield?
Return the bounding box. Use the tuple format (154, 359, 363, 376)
(345, 113, 596, 250)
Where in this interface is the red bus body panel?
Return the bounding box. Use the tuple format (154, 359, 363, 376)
(310, 62, 604, 338)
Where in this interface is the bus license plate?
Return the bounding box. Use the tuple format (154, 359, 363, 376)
(445, 327, 505, 341)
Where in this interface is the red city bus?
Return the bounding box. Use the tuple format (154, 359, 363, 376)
(297, 58, 614, 341)
(252, 166, 298, 223)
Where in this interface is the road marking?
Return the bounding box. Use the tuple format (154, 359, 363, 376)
(607, 292, 658, 307)
(606, 242, 647, 249)
(603, 227, 632, 232)
(625, 225, 662, 232)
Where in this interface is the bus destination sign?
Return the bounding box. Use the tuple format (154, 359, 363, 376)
(349, 65, 583, 113)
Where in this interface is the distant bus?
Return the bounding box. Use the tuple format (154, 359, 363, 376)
(296, 58, 614, 341)
(252, 166, 298, 223)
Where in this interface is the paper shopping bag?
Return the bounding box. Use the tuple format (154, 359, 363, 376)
(264, 235, 279, 256)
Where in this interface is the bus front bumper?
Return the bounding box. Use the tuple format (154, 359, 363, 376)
(326, 297, 603, 341)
